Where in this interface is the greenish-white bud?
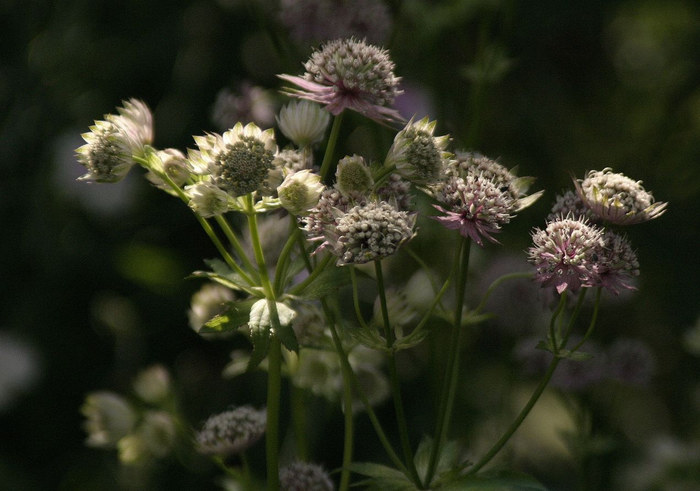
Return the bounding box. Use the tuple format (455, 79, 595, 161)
(276, 100, 330, 147)
(185, 181, 230, 217)
(117, 411, 177, 464)
(277, 170, 325, 215)
(335, 155, 373, 195)
(133, 365, 171, 404)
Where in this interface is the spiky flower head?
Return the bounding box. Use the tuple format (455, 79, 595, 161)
(432, 175, 514, 246)
(277, 100, 330, 147)
(279, 461, 334, 491)
(278, 38, 403, 124)
(528, 217, 605, 294)
(184, 181, 231, 218)
(327, 201, 416, 265)
(278, 169, 325, 215)
(386, 117, 450, 185)
(191, 122, 277, 196)
(450, 151, 543, 212)
(547, 189, 595, 222)
(195, 406, 266, 456)
(76, 99, 153, 183)
(574, 168, 667, 225)
(335, 154, 373, 194)
(81, 392, 137, 448)
(594, 230, 639, 294)
(303, 188, 367, 246)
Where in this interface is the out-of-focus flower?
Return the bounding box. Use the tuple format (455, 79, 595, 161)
(335, 155, 373, 195)
(605, 338, 656, 386)
(279, 461, 334, 491)
(386, 117, 451, 185)
(376, 173, 413, 211)
(276, 100, 330, 147)
(118, 411, 178, 465)
(373, 288, 416, 331)
(133, 365, 171, 404)
(144, 148, 190, 193)
(190, 122, 277, 196)
(279, 0, 392, 45)
(594, 231, 639, 294)
(547, 189, 595, 222)
(528, 217, 605, 294)
(211, 84, 276, 131)
(326, 201, 416, 265)
(278, 169, 325, 215)
(278, 38, 403, 125)
(188, 283, 236, 333)
(76, 99, 153, 183)
(82, 392, 137, 448)
(195, 406, 267, 456)
(274, 148, 313, 173)
(0, 332, 40, 412)
(184, 181, 231, 218)
(574, 168, 667, 225)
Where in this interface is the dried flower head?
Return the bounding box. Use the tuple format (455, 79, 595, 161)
(76, 99, 153, 183)
(278, 169, 325, 215)
(528, 217, 605, 294)
(277, 100, 330, 147)
(432, 175, 514, 246)
(335, 154, 373, 195)
(195, 406, 267, 456)
(278, 38, 403, 124)
(575, 168, 667, 225)
(594, 231, 639, 294)
(328, 201, 416, 265)
(192, 122, 277, 196)
(386, 117, 450, 185)
(279, 461, 334, 491)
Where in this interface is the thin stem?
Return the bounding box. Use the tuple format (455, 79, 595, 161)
(339, 352, 354, 491)
(288, 253, 334, 296)
(425, 236, 471, 486)
(473, 272, 535, 315)
(569, 288, 603, 354)
(273, 217, 302, 295)
(319, 112, 344, 183)
(290, 384, 308, 461)
(349, 267, 371, 330)
(374, 260, 422, 486)
(214, 215, 258, 275)
(266, 336, 282, 491)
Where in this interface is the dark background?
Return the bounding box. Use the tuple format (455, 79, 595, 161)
(1, 0, 698, 489)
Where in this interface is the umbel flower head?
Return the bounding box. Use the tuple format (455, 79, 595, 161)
(325, 200, 416, 265)
(385, 116, 451, 185)
(190, 122, 277, 196)
(279, 461, 334, 491)
(276, 100, 330, 147)
(528, 216, 605, 294)
(547, 189, 595, 222)
(278, 38, 404, 125)
(574, 168, 667, 225)
(594, 230, 639, 294)
(76, 99, 153, 182)
(195, 405, 266, 456)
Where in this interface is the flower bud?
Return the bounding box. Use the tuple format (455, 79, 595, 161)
(335, 155, 373, 195)
(184, 181, 230, 217)
(276, 100, 330, 147)
(277, 170, 325, 215)
(81, 392, 137, 448)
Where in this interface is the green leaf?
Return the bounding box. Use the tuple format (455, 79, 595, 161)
(393, 328, 430, 352)
(441, 471, 548, 490)
(556, 349, 594, 361)
(248, 299, 299, 353)
(347, 463, 411, 489)
(294, 263, 349, 299)
(347, 327, 389, 352)
(199, 299, 257, 333)
(247, 325, 270, 371)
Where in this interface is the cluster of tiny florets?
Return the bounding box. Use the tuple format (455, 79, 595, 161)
(575, 168, 667, 225)
(595, 230, 639, 294)
(215, 136, 275, 195)
(331, 201, 416, 265)
(387, 117, 450, 185)
(195, 406, 266, 456)
(528, 217, 605, 294)
(450, 152, 518, 199)
(432, 175, 514, 246)
(279, 461, 334, 491)
(303, 188, 367, 243)
(547, 189, 595, 222)
(376, 173, 413, 210)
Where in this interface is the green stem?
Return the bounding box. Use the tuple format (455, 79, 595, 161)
(288, 253, 334, 296)
(569, 288, 602, 354)
(349, 267, 371, 330)
(374, 260, 422, 486)
(290, 383, 308, 461)
(319, 112, 344, 183)
(425, 237, 471, 486)
(473, 272, 534, 315)
(467, 288, 603, 476)
(266, 336, 282, 490)
(339, 350, 354, 491)
(273, 217, 302, 295)
(214, 214, 258, 277)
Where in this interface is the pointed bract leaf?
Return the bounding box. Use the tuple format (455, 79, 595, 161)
(247, 324, 270, 371)
(199, 299, 257, 333)
(441, 471, 547, 490)
(294, 264, 349, 299)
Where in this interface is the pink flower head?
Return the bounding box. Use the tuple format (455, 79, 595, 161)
(593, 231, 639, 295)
(528, 217, 605, 294)
(278, 38, 404, 125)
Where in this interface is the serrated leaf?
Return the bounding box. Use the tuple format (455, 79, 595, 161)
(441, 471, 548, 490)
(347, 462, 409, 482)
(393, 328, 430, 352)
(347, 327, 389, 352)
(248, 299, 299, 353)
(247, 325, 270, 371)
